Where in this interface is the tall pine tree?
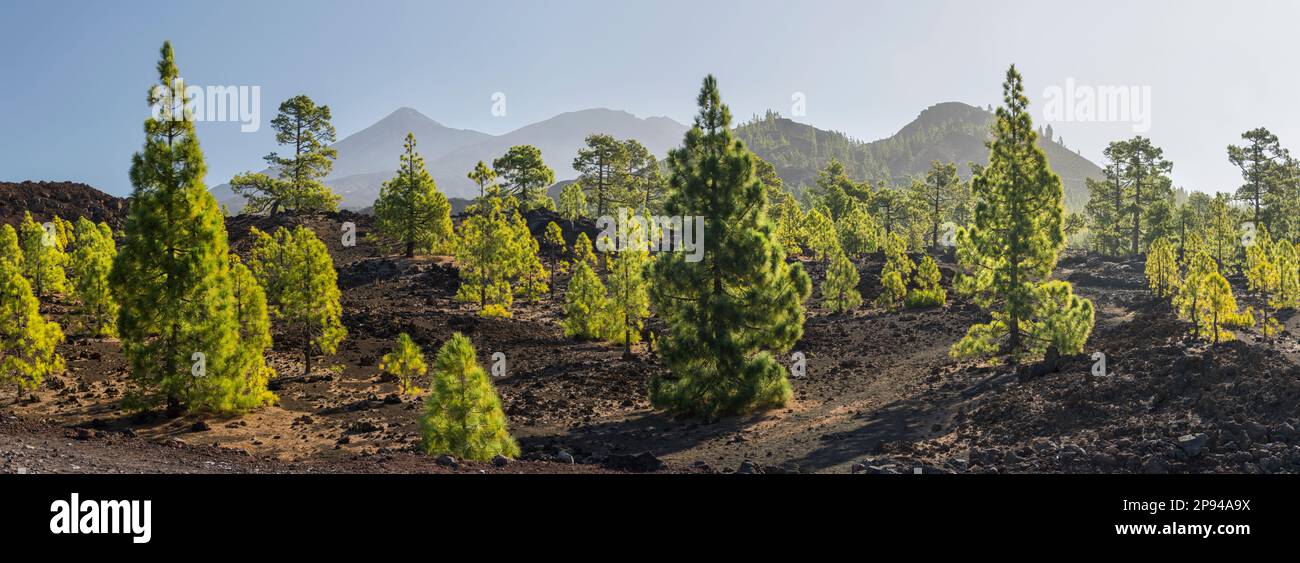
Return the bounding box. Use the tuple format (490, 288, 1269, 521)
(374, 133, 453, 257)
(646, 75, 811, 418)
(111, 42, 271, 413)
(952, 65, 1093, 360)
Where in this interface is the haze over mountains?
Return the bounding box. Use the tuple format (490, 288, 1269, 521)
(210, 108, 690, 210)
(212, 102, 1103, 213)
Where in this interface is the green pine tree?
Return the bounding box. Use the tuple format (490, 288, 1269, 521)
(454, 194, 517, 317)
(541, 222, 569, 299)
(821, 249, 862, 313)
(562, 260, 610, 340)
(419, 333, 519, 461)
(646, 75, 811, 418)
(229, 95, 341, 214)
(1145, 236, 1180, 300)
(381, 333, 427, 396)
(19, 212, 68, 298)
(374, 133, 453, 258)
(248, 225, 347, 376)
(0, 268, 65, 392)
(509, 211, 548, 303)
(605, 211, 650, 355)
(906, 255, 947, 308)
(69, 218, 119, 336)
(911, 160, 963, 251)
(111, 42, 270, 414)
(837, 203, 879, 259)
(559, 182, 587, 229)
(772, 191, 806, 258)
(951, 65, 1094, 360)
(209, 258, 277, 412)
(572, 232, 596, 268)
(493, 145, 556, 211)
(573, 134, 629, 218)
(0, 224, 22, 272)
(802, 208, 838, 263)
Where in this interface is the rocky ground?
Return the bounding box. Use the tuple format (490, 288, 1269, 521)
(4, 183, 1300, 474)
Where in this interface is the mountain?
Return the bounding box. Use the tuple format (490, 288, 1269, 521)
(426, 108, 687, 199)
(210, 107, 490, 210)
(212, 107, 688, 211)
(735, 102, 1103, 211)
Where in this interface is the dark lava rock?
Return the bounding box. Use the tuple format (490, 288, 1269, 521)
(603, 451, 664, 472)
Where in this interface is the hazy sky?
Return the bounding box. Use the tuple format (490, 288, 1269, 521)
(2, 0, 1297, 196)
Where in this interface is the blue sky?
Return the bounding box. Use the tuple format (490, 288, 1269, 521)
(2, 0, 1297, 196)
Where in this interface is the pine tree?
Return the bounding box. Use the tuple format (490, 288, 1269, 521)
(1274, 239, 1300, 309)
(772, 191, 806, 258)
(0, 268, 64, 391)
(1228, 128, 1291, 231)
(812, 159, 868, 220)
(1198, 272, 1241, 345)
(229, 95, 340, 214)
(69, 218, 118, 336)
(821, 249, 861, 313)
(573, 134, 628, 218)
(467, 161, 498, 207)
(802, 208, 838, 263)
(624, 139, 667, 213)
(1103, 137, 1175, 255)
(559, 182, 587, 229)
(605, 212, 650, 355)
(541, 222, 568, 299)
(1205, 194, 1239, 270)
(212, 258, 277, 412)
(1245, 231, 1283, 339)
(837, 203, 879, 259)
(374, 133, 453, 258)
(509, 211, 548, 303)
(419, 332, 519, 461)
(572, 232, 596, 268)
(1145, 236, 1180, 300)
(111, 42, 269, 414)
(952, 65, 1094, 360)
(493, 145, 556, 211)
(562, 260, 610, 340)
(876, 233, 914, 311)
(907, 255, 947, 307)
(19, 212, 68, 297)
(454, 195, 517, 317)
(646, 75, 812, 418)
(1175, 249, 1219, 339)
(381, 333, 427, 396)
(912, 160, 963, 251)
(248, 226, 347, 376)
(0, 224, 22, 272)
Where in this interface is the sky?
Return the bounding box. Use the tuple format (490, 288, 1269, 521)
(2, 0, 1298, 196)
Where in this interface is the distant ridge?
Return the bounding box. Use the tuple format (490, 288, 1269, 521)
(211, 107, 689, 211)
(736, 102, 1103, 211)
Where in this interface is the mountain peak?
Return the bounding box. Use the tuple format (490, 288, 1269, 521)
(378, 106, 441, 127)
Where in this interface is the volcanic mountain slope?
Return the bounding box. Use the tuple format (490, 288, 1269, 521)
(0, 181, 128, 229)
(736, 102, 1103, 211)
